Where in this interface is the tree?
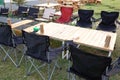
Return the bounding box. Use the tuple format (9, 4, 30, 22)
(12, 0, 26, 6)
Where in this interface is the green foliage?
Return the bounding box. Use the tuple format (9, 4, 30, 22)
(0, 0, 120, 80)
(12, 0, 26, 6)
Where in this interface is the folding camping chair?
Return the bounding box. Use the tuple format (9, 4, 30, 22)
(22, 31, 64, 80)
(0, 24, 24, 67)
(67, 44, 112, 80)
(96, 11, 119, 33)
(0, 8, 9, 17)
(55, 6, 73, 23)
(27, 7, 39, 19)
(76, 9, 94, 28)
(14, 6, 28, 19)
(35, 8, 56, 22)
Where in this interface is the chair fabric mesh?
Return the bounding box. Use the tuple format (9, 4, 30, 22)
(28, 7, 39, 18)
(0, 8, 9, 14)
(97, 11, 119, 32)
(0, 25, 13, 47)
(18, 6, 28, 14)
(55, 6, 73, 23)
(76, 9, 94, 28)
(22, 31, 50, 62)
(69, 45, 112, 80)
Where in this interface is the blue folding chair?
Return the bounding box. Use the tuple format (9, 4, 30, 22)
(76, 9, 94, 28)
(96, 11, 119, 33)
(22, 31, 64, 80)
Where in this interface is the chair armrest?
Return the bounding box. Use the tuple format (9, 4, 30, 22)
(71, 15, 78, 21)
(2, 12, 9, 14)
(49, 46, 65, 53)
(116, 19, 120, 25)
(91, 17, 101, 22)
(33, 13, 38, 16)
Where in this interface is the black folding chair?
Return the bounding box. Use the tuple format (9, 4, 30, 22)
(14, 6, 28, 18)
(0, 24, 24, 67)
(76, 9, 94, 28)
(68, 45, 112, 80)
(22, 31, 64, 80)
(96, 11, 119, 33)
(27, 7, 39, 19)
(0, 8, 9, 17)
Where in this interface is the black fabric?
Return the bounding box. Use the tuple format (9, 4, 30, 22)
(69, 45, 112, 80)
(76, 9, 94, 28)
(0, 24, 23, 47)
(28, 7, 39, 18)
(97, 11, 119, 32)
(0, 25, 13, 46)
(17, 6, 28, 14)
(13, 35, 24, 45)
(22, 31, 50, 62)
(0, 8, 9, 16)
(107, 57, 120, 76)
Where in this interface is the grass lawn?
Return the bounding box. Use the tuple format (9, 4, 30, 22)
(0, 0, 120, 80)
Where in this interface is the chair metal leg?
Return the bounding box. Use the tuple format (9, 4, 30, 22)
(26, 57, 45, 80)
(1, 46, 18, 67)
(48, 60, 59, 80)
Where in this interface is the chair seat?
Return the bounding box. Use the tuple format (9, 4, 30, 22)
(97, 24, 116, 32)
(26, 46, 64, 63)
(69, 67, 101, 80)
(76, 21, 92, 28)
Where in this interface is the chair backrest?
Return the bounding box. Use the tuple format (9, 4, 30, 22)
(69, 45, 112, 80)
(18, 6, 28, 14)
(22, 31, 50, 62)
(78, 9, 94, 23)
(56, 6, 73, 23)
(100, 11, 119, 25)
(42, 8, 56, 19)
(0, 24, 13, 46)
(97, 11, 119, 32)
(28, 7, 39, 18)
(0, 8, 9, 14)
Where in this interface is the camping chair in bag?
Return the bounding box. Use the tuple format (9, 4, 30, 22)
(22, 31, 64, 80)
(35, 8, 56, 22)
(0, 8, 9, 17)
(76, 9, 94, 28)
(0, 24, 24, 67)
(68, 45, 112, 80)
(96, 11, 119, 33)
(55, 6, 73, 23)
(27, 7, 39, 19)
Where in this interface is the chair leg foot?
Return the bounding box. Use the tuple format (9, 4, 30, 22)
(16, 65, 20, 68)
(59, 67, 62, 70)
(27, 73, 31, 76)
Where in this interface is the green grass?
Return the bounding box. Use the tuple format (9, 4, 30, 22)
(0, 0, 120, 80)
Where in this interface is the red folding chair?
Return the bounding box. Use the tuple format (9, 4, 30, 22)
(55, 6, 73, 23)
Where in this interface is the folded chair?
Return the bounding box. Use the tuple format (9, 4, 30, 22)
(0, 8, 9, 17)
(76, 9, 94, 28)
(27, 7, 39, 19)
(68, 45, 112, 80)
(35, 8, 56, 22)
(55, 6, 73, 23)
(0, 24, 24, 67)
(96, 11, 119, 33)
(22, 31, 64, 80)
